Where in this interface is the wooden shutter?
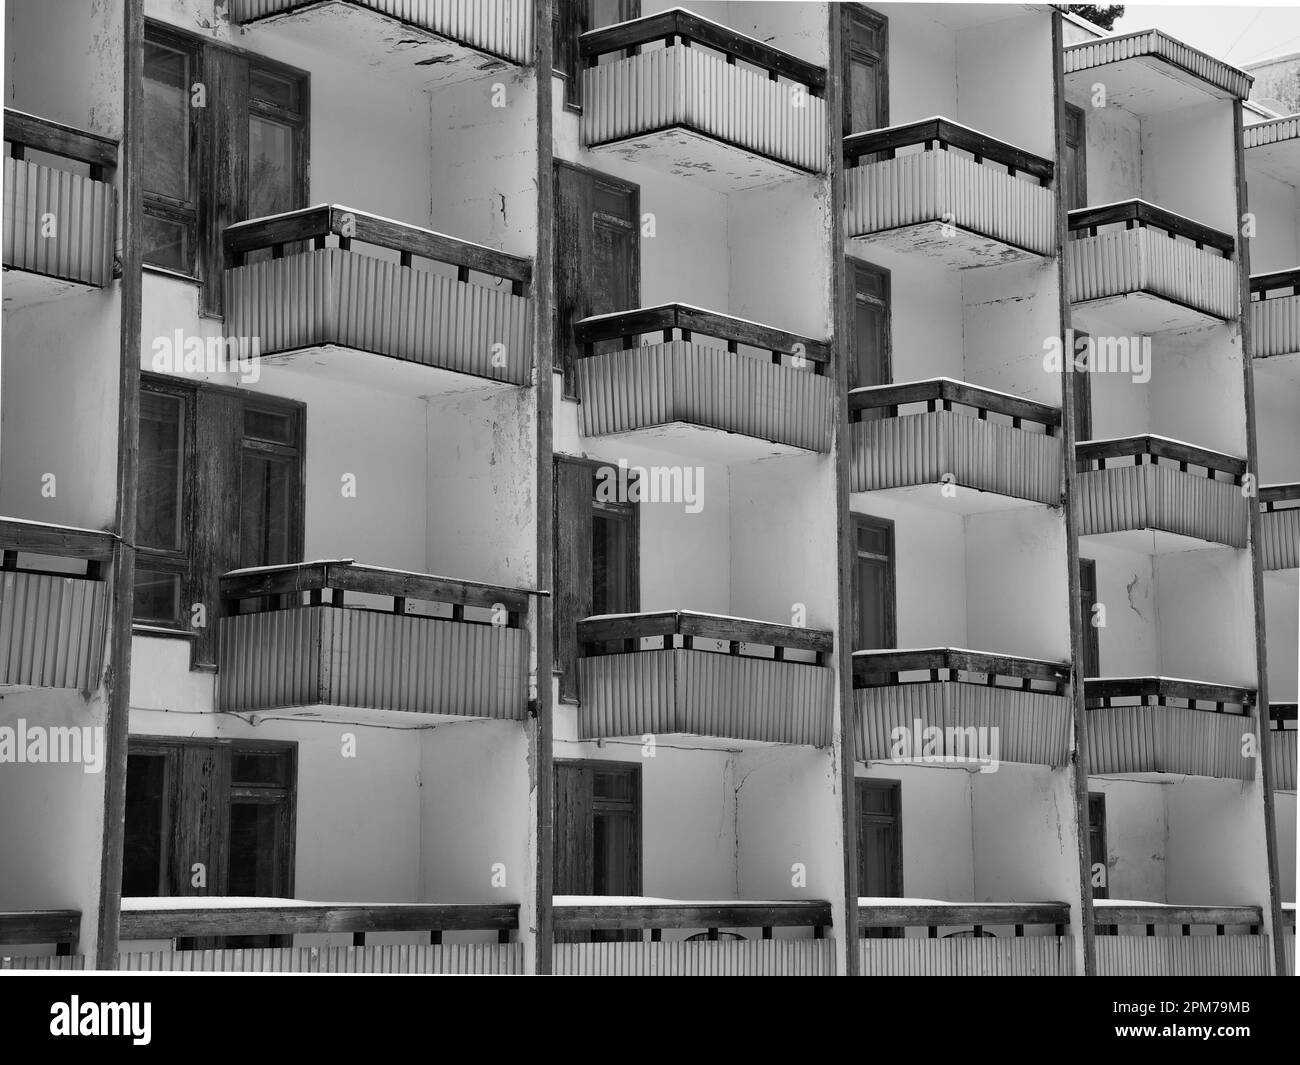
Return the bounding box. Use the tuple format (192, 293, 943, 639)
(554, 163, 594, 396)
(850, 260, 891, 392)
(190, 389, 244, 668)
(555, 458, 595, 703)
(172, 742, 231, 898)
(201, 48, 249, 316)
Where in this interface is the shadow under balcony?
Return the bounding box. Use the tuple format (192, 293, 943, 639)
(0, 518, 112, 691)
(1093, 902, 1270, 977)
(3, 109, 116, 306)
(853, 649, 1072, 769)
(844, 119, 1055, 269)
(227, 0, 532, 84)
(1251, 270, 1300, 359)
(578, 9, 827, 191)
(1261, 485, 1300, 570)
(222, 205, 533, 394)
(574, 304, 833, 459)
(1085, 678, 1256, 781)
(858, 900, 1073, 976)
(576, 611, 833, 746)
(216, 561, 532, 722)
(1067, 201, 1237, 332)
(1271, 704, 1297, 792)
(1075, 436, 1249, 551)
(849, 379, 1062, 511)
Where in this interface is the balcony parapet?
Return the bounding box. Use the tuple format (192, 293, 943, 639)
(1270, 703, 1297, 791)
(1261, 484, 1300, 570)
(1251, 269, 1300, 359)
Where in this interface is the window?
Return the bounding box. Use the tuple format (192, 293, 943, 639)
(554, 162, 640, 397)
(1078, 557, 1100, 679)
(843, 6, 888, 136)
(1071, 329, 1093, 443)
(1063, 103, 1087, 214)
(554, 760, 642, 942)
(852, 514, 895, 651)
(142, 22, 308, 313)
(856, 778, 902, 938)
(849, 259, 891, 392)
(553, 0, 640, 109)
(134, 375, 304, 668)
(554, 456, 640, 702)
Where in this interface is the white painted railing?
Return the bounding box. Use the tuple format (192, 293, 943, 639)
(1068, 227, 1237, 319)
(1253, 293, 1300, 358)
(117, 943, 522, 973)
(0, 571, 107, 690)
(859, 936, 1074, 976)
(554, 938, 835, 975)
(1095, 935, 1270, 976)
(3, 158, 114, 287)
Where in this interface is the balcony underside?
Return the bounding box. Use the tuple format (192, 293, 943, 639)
(1088, 706, 1254, 780)
(1076, 466, 1248, 549)
(252, 342, 524, 399)
(1, 268, 97, 310)
(577, 649, 831, 746)
(847, 222, 1044, 270)
(1063, 32, 1250, 114)
(229, 1, 529, 85)
(1071, 290, 1227, 335)
(586, 128, 816, 193)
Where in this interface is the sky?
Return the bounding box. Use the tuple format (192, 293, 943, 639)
(1112, 4, 1300, 67)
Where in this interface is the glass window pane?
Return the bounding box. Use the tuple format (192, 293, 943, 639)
(143, 42, 190, 200)
(133, 570, 181, 626)
(592, 810, 635, 895)
(250, 68, 300, 111)
(232, 751, 288, 786)
(137, 391, 185, 550)
(860, 821, 897, 896)
(857, 524, 888, 556)
(854, 299, 887, 388)
(123, 753, 167, 896)
(860, 784, 894, 815)
(592, 512, 633, 616)
(856, 558, 887, 650)
(228, 800, 282, 896)
(248, 115, 296, 220)
(593, 770, 632, 801)
(142, 213, 190, 273)
(244, 407, 295, 444)
(849, 57, 881, 133)
(240, 452, 296, 568)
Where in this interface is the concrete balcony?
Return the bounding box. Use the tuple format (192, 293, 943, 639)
(227, 1, 532, 84)
(848, 379, 1062, 511)
(216, 561, 532, 722)
(858, 901, 1073, 976)
(1093, 902, 1270, 976)
(1085, 678, 1256, 781)
(553, 898, 834, 975)
(0, 518, 112, 691)
(852, 649, 1072, 769)
(116, 898, 521, 973)
(222, 205, 533, 394)
(576, 611, 833, 746)
(844, 119, 1055, 269)
(574, 304, 834, 459)
(0, 910, 82, 970)
(3, 109, 116, 305)
(1075, 436, 1249, 551)
(1251, 270, 1300, 359)
(579, 9, 826, 190)
(1261, 485, 1300, 570)
(1067, 201, 1238, 332)
(1271, 704, 1297, 792)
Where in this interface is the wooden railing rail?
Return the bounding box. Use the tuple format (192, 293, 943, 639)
(578, 610, 832, 662)
(1075, 435, 1246, 482)
(848, 378, 1060, 432)
(843, 117, 1054, 185)
(1067, 199, 1235, 257)
(852, 648, 1069, 693)
(4, 108, 117, 181)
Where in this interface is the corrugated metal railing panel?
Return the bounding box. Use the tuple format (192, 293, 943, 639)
(0, 955, 86, 970)
(0, 571, 107, 689)
(1063, 30, 1252, 100)
(1067, 228, 1238, 320)
(116, 943, 523, 973)
(218, 607, 528, 719)
(1272, 730, 1297, 791)
(578, 648, 832, 745)
(854, 683, 1072, 768)
(859, 936, 1074, 976)
(1088, 706, 1255, 780)
(229, 1, 532, 62)
(1245, 115, 1300, 148)
(1261, 508, 1299, 570)
(554, 938, 835, 975)
(225, 249, 533, 384)
(1285, 934, 1295, 976)
(845, 151, 1056, 256)
(577, 342, 834, 452)
(581, 45, 826, 172)
(850, 410, 1062, 503)
(1096, 935, 1271, 976)
(2, 156, 115, 286)
(1252, 294, 1300, 358)
(1076, 465, 1248, 546)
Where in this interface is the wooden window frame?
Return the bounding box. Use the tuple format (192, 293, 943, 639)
(842, 5, 889, 137)
(1064, 102, 1088, 214)
(848, 257, 892, 392)
(1078, 556, 1100, 679)
(851, 512, 896, 652)
(1088, 792, 1110, 912)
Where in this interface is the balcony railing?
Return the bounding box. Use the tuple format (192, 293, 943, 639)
(1250, 269, 1300, 359)
(1271, 704, 1297, 792)
(844, 119, 1055, 266)
(3, 109, 116, 288)
(849, 379, 1062, 504)
(1085, 678, 1256, 780)
(223, 205, 533, 385)
(858, 901, 1073, 976)
(1093, 902, 1270, 976)
(576, 611, 833, 745)
(853, 649, 1072, 768)
(553, 897, 834, 975)
(1067, 200, 1237, 323)
(575, 304, 834, 453)
(116, 898, 521, 973)
(0, 518, 112, 690)
(1261, 484, 1300, 570)
(1075, 436, 1249, 547)
(1063, 30, 1253, 106)
(0, 910, 83, 970)
(579, 10, 827, 183)
(228, 1, 533, 66)
(216, 561, 533, 720)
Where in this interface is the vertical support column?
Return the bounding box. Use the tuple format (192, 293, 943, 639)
(1051, 9, 1097, 978)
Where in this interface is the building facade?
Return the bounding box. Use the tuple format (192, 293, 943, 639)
(0, 0, 1293, 976)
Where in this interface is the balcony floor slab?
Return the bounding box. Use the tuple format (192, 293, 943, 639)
(582, 421, 814, 464)
(1071, 291, 1226, 335)
(1079, 527, 1236, 555)
(1, 267, 97, 310)
(850, 482, 1056, 515)
(585, 127, 816, 192)
(847, 222, 1045, 270)
(257, 343, 524, 399)
(1255, 353, 1300, 390)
